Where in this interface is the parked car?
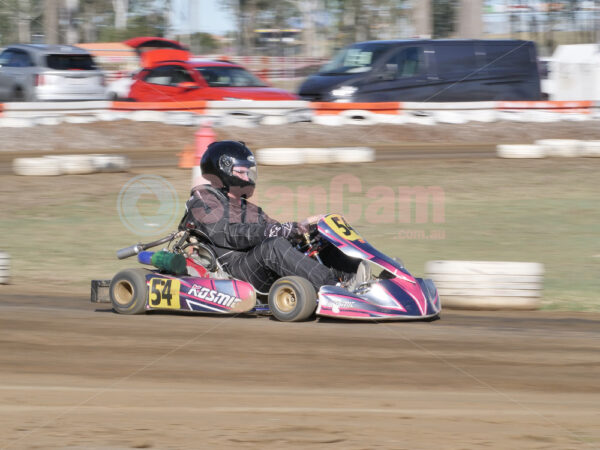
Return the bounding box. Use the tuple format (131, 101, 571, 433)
(537, 56, 555, 100)
(298, 39, 542, 102)
(125, 37, 297, 102)
(129, 59, 298, 102)
(0, 44, 106, 101)
(106, 70, 138, 100)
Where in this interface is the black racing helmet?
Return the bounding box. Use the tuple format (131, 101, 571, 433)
(200, 140, 257, 196)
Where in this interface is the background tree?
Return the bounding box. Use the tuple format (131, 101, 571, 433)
(432, 0, 458, 38)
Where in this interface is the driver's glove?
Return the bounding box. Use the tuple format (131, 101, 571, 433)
(265, 221, 305, 242)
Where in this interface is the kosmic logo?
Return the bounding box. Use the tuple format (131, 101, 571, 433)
(188, 285, 241, 308)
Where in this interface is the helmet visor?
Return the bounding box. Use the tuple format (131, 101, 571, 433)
(231, 163, 257, 185)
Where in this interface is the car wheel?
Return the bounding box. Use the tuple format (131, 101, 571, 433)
(268, 276, 317, 322)
(109, 268, 151, 315)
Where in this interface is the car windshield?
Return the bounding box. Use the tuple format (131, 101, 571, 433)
(195, 66, 267, 87)
(46, 54, 96, 70)
(319, 43, 392, 75)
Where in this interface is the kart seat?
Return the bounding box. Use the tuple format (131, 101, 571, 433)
(193, 242, 218, 273)
(180, 221, 219, 272)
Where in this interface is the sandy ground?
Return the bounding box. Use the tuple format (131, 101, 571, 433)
(0, 292, 598, 449)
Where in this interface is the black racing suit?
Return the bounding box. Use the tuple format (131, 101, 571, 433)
(181, 184, 337, 293)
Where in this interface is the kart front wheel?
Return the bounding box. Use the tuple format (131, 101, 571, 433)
(110, 268, 151, 315)
(268, 276, 317, 322)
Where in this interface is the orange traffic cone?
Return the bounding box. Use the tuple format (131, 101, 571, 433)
(191, 122, 216, 187)
(178, 145, 195, 169)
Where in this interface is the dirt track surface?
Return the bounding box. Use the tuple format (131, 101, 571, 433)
(1, 119, 600, 154)
(0, 293, 598, 449)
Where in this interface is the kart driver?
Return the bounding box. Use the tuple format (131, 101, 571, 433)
(180, 140, 369, 294)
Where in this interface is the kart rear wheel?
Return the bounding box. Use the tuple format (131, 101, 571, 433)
(110, 268, 151, 315)
(268, 276, 317, 322)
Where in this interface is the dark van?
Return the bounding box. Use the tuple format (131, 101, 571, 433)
(298, 40, 542, 102)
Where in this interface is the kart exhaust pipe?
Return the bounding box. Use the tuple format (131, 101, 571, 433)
(116, 233, 177, 260)
(116, 244, 141, 260)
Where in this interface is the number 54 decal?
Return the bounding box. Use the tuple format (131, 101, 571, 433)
(149, 278, 181, 309)
(324, 214, 363, 242)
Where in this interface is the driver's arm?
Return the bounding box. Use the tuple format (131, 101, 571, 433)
(189, 195, 267, 250)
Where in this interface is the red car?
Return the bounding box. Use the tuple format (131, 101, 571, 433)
(125, 37, 297, 102)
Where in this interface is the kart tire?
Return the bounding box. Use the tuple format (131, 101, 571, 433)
(13, 157, 62, 176)
(268, 276, 317, 322)
(110, 268, 151, 315)
(0, 252, 9, 284)
(496, 144, 545, 159)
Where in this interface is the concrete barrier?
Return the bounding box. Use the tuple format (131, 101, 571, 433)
(312, 114, 345, 126)
(206, 100, 309, 118)
(129, 110, 167, 122)
(340, 110, 378, 125)
(405, 111, 437, 126)
(164, 111, 200, 126)
(464, 110, 498, 123)
(285, 108, 314, 123)
(112, 100, 206, 114)
(0, 117, 34, 127)
(64, 115, 98, 124)
(311, 102, 402, 115)
(426, 260, 544, 310)
(221, 111, 263, 128)
(374, 114, 408, 125)
(95, 111, 123, 121)
(402, 101, 496, 110)
(34, 116, 63, 126)
(433, 110, 468, 124)
(261, 115, 288, 126)
(0, 99, 598, 127)
(495, 100, 594, 110)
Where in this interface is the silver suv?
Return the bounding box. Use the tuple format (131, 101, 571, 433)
(0, 44, 107, 101)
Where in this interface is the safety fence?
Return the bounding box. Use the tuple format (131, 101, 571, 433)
(0, 100, 599, 129)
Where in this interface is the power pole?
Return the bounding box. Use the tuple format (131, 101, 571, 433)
(44, 0, 59, 44)
(18, 0, 31, 43)
(457, 0, 483, 38)
(65, 0, 79, 44)
(112, 0, 129, 30)
(412, 0, 432, 38)
(300, 0, 318, 57)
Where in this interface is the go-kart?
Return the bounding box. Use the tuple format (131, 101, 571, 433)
(97, 213, 440, 322)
